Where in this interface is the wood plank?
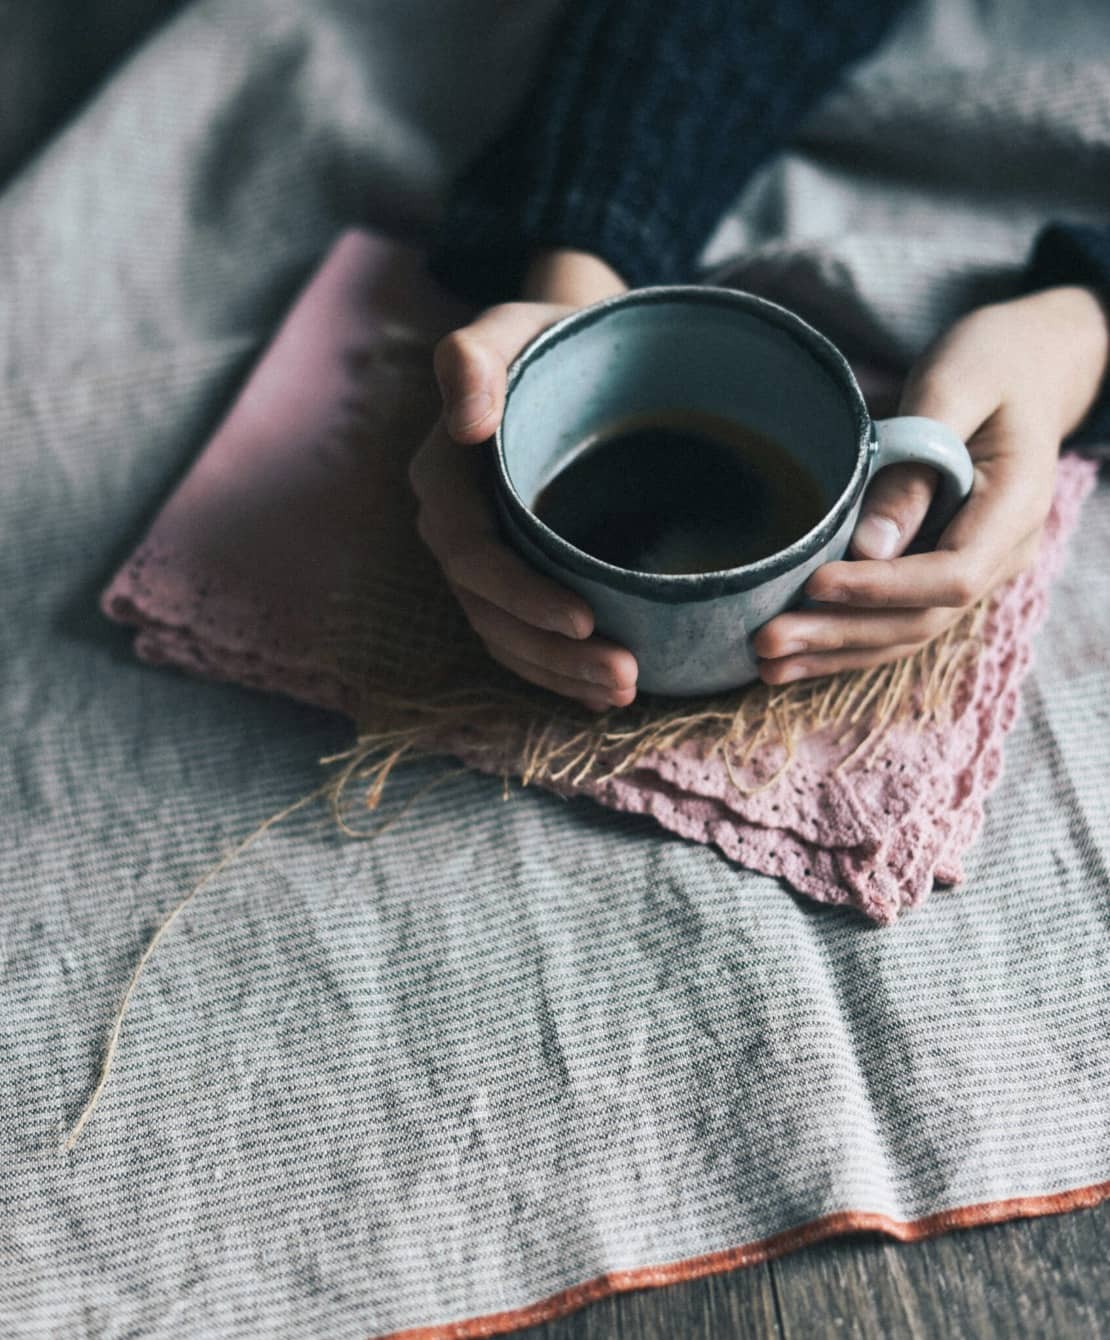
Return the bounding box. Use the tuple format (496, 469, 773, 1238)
(769, 1201, 1110, 1340)
(515, 1260, 781, 1339)
(518, 1200, 1110, 1338)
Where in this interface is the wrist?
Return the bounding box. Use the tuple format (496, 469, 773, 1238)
(1036, 285, 1110, 435)
(521, 248, 628, 307)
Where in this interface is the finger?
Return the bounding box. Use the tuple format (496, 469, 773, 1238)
(436, 538, 595, 639)
(758, 641, 925, 685)
(806, 547, 1001, 610)
(433, 303, 571, 443)
(809, 433, 1055, 610)
(850, 463, 938, 559)
(454, 589, 637, 692)
(487, 644, 637, 711)
(807, 548, 988, 609)
(410, 420, 596, 638)
(753, 605, 954, 659)
(408, 417, 496, 537)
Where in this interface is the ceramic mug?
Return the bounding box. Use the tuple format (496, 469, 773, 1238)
(493, 287, 975, 696)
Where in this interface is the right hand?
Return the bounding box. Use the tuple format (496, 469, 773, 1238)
(409, 252, 639, 710)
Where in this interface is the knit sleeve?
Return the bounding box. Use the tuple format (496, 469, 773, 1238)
(1020, 223, 1110, 448)
(429, 0, 906, 304)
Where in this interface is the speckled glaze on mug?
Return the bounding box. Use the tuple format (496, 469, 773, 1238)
(493, 287, 974, 696)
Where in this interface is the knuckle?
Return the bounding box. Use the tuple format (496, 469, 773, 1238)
(844, 579, 876, 605)
(433, 328, 467, 365)
(756, 625, 795, 658)
(856, 559, 900, 606)
(888, 474, 936, 511)
(432, 329, 476, 386)
(946, 571, 980, 607)
(807, 623, 846, 652)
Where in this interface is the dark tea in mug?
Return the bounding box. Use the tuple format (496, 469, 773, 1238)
(531, 408, 826, 575)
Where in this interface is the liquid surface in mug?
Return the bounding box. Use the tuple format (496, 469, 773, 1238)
(531, 409, 826, 574)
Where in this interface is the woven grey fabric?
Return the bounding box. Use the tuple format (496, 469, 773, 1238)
(1, 2, 1108, 1336)
(703, 1, 1110, 365)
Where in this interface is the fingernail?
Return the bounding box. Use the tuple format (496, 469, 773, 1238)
(583, 662, 621, 688)
(545, 606, 587, 638)
(853, 514, 901, 560)
(809, 584, 844, 604)
(448, 390, 493, 433)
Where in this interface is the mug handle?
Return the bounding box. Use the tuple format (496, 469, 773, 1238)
(871, 416, 975, 540)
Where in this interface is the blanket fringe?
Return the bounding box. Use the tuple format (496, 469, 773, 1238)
(62, 602, 985, 1150)
(329, 600, 988, 816)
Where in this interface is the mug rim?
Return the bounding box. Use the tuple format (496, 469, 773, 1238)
(494, 285, 874, 602)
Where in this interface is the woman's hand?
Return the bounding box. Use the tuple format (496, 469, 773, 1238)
(409, 248, 640, 710)
(755, 286, 1110, 683)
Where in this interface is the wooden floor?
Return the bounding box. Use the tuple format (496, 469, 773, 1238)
(519, 1199, 1110, 1339)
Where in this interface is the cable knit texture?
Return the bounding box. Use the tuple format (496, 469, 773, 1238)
(429, 0, 907, 301)
(429, 0, 1110, 441)
(101, 232, 1100, 925)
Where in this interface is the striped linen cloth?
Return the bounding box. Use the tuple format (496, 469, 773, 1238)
(2, 1, 1108, 1335)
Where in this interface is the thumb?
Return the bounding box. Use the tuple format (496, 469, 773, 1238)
(852, 346, 989, 560)
(433, 302, 571, 444)
(851, 462, 938, 559)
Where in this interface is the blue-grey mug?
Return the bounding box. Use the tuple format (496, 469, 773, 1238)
(493, 287, 974, 696)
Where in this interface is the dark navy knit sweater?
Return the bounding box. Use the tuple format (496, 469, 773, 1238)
(430, 0, 1110, 441)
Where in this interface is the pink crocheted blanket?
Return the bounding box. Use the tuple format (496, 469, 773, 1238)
(102, 230, 1098, 923)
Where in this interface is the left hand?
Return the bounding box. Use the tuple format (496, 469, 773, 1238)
(754, 285, 1110, 683)
(408, 248, 638, 710)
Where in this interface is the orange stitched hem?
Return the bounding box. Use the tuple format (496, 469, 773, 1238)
(377, 1179, 1110, 1340)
